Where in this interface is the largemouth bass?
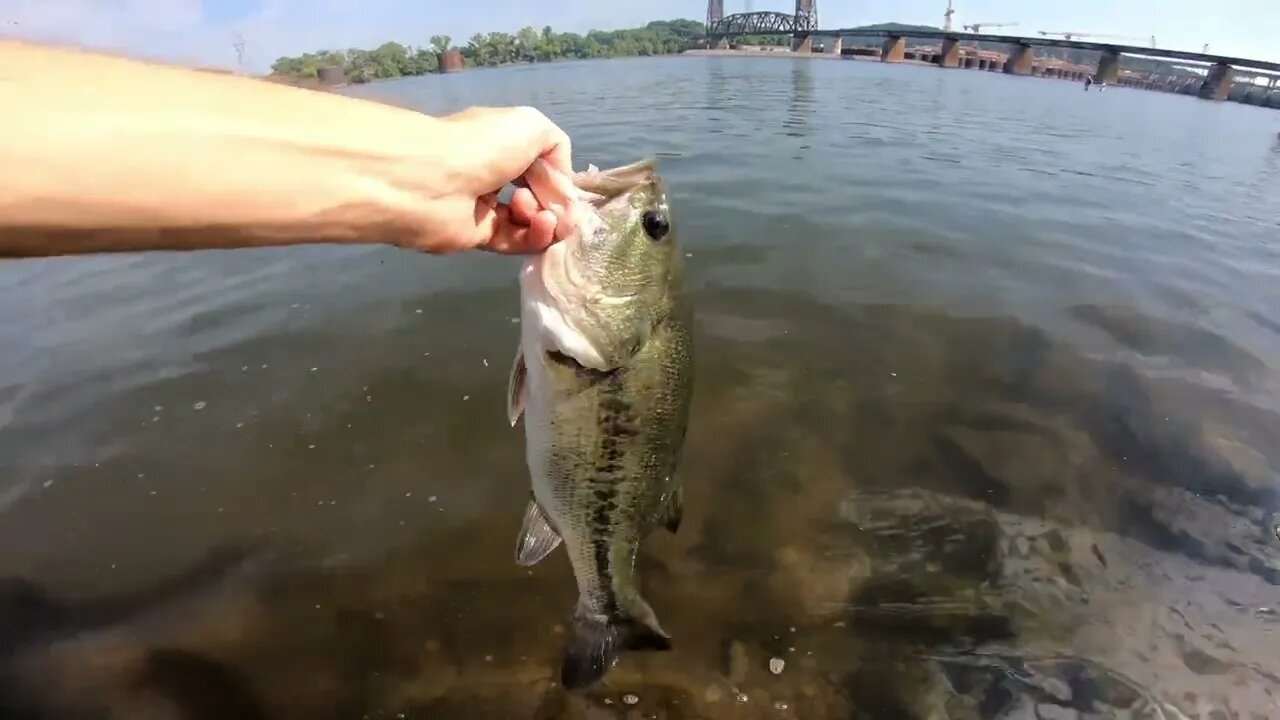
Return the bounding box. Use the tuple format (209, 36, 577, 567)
(506, 158, 692, 690)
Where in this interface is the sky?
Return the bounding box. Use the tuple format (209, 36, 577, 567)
(3, 0, 1278, 74)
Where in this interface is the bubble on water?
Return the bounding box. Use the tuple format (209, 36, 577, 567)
(291, 303, 300, 308)
(308, 444, 316, 449)
(484, 655, 493, 662)
(310, 367, 318, 372)
(622, 693, 639, 706)
(769, 657, 785, 675)
(774, 701, 790, 710)
(482, 358, 489, 367)
(261, 364, 268, 369)
(154, 405, 163, 412)
(192, 401, 206, 411)
(152, 416, 160, 422)
(241, 366, 248, 371)
(462, 395, 470, 401)
(736, 692, 749, 703)
(42, 480, 53, 488)
(415, 308, 423, 314)
(428, 495, 437, 503)
(235, 422, 244, 428)
(366, 396, 373, 402)
(405, 492, 412, 497)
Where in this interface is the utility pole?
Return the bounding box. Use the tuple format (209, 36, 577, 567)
(943, 0, 955, 32)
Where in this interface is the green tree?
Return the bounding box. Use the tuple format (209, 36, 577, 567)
(268, 18, 706, 82)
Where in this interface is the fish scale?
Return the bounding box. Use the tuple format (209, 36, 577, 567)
(505, 159, 692, 690)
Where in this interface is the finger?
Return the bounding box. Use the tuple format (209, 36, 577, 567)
(523, 158, 580, 236)
(539, 130, 573, 178)
(483, 209, 557, 255)
(519, 105, 574, 177)
(508, 187, 540, 226)
(527, 209, 557, 249)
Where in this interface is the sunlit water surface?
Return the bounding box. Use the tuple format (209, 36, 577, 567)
(1, 55, 1278, 719)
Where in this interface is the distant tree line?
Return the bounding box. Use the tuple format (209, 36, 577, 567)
(270, 19, 706, 83)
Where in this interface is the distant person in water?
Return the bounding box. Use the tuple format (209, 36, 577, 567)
(0, 40, 578, 259)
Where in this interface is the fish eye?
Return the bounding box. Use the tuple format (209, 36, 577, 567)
(641, 210, 669, 241)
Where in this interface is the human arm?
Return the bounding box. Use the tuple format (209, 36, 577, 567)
(0, 40, 576, 258)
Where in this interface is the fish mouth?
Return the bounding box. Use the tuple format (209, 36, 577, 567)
(573, 159, 660, 204)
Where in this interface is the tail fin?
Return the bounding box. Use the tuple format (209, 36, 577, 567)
(560, 598, 672, 690)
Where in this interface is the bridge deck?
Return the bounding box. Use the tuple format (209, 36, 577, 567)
(709, 24, 1280, 74)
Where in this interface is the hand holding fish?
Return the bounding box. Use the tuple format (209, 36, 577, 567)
(424, 106, 579, 255)
(0, 40, 578, 258)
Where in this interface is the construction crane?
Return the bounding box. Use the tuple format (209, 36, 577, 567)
(943, 0, 954, 33)
(1038, 30, 1157, 48)
(963, 22, 1018, 34)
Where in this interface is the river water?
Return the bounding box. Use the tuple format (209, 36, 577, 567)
(1, 55, 1278, 719)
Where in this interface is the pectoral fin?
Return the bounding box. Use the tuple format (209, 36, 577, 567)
(507, 346, 527, 427)
(515, 499, 562, 566)
(658, 485, 683, 534)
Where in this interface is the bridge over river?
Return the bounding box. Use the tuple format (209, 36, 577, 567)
(704, 3, 1280, 104)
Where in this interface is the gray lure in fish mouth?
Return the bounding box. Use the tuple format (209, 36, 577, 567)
(506, 158, 692, 691)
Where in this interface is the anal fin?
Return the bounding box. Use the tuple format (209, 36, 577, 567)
(515, 499, 562, 566)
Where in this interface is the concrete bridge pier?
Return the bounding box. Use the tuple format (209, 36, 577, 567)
(880, 34, 905, 62)
(791, 34, 812, 53)
(712, 37, 730, 50)
(1198, 62, 1232, 100)
(938, 37, 961, 68)
(964, 55, 978, 69)
(1004, 44, 1034, 75)
(826, 36, 842, 54)
(1095, 50, 1120, 84)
